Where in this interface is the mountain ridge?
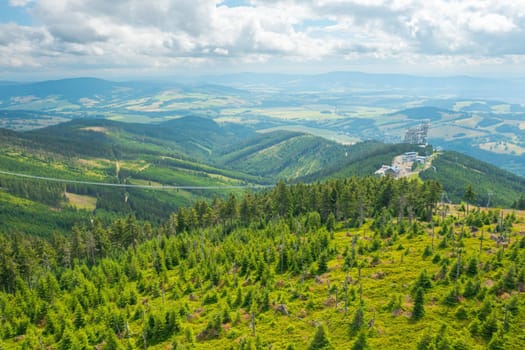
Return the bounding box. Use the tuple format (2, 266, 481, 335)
(0, 116, 523, 233)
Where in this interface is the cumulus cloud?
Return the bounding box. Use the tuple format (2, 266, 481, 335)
(468, 13, 516, 34)
(9, 0, 33, 7)
(0, 0, 524, 76)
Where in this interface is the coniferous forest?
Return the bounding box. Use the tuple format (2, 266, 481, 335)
(3, 1, 525, 349)
(1, 177, 524, 349)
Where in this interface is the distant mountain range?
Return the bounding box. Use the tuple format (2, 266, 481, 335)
(200, 72, 525, 102)
(0, 74, 524, 178)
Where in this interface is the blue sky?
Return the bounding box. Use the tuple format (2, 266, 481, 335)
(0, 3, 30, 25)
(1, 0, 525, 80)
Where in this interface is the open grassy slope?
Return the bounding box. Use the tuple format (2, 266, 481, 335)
(1, 180, 524, 349)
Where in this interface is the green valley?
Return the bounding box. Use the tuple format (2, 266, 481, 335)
(1, 114, 525, 235)
(2, 1, 525, 349)
(1, 77, 525, 350)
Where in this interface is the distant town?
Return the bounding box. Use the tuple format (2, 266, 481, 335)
(375, 122, 433, 178)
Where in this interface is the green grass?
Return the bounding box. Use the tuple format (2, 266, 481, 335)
(4, 213, 522, 349)
(162, 220, 520, 349)
(1, 171, 524, 349)
(64, 192, 97, 211)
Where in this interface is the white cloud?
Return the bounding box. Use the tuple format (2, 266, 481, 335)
(0, 0, 524, 77)
(213, 48, 229, 56)
(468, 13, 516, 34)
(9, 0, 33, 7)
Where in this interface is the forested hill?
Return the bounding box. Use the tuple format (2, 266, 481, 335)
(420, 151, 525, 207)
(295, 143, 525, 209)
(1, 178, 524, 349)
(23, 117, 256, 161)
(297, 142, 425, 181)
(1, 116, 525, 237)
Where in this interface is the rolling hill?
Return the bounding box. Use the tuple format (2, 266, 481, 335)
(420, 151, 525, 207)
(217, 131, 347, 180)
(0, 110, 525, 349)
(0, 115, 524, 237)
(2, 75, 525, 178)
(0, 117, 264, 233)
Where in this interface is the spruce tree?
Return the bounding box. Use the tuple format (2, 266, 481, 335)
(351, 332, 369, 350)
(463, 184, 476, 215)
(414, 269, 432, 291)
(326, 212, 336, 232)
(350, 307, 364, 334)
(417, 333, 433, 350)
(308, 325, 333, 350)
(412, 287, 425, 320)
(466, 257, 478, 276)
(488, 331, 505, 350)
(104, 330, 124, 350)
(481, 313, 499, 341)
(317, 253, 328, 275)
(73, 303, 86, 329)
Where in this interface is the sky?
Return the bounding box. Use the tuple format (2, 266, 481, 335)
(1, 0, 525, 80)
